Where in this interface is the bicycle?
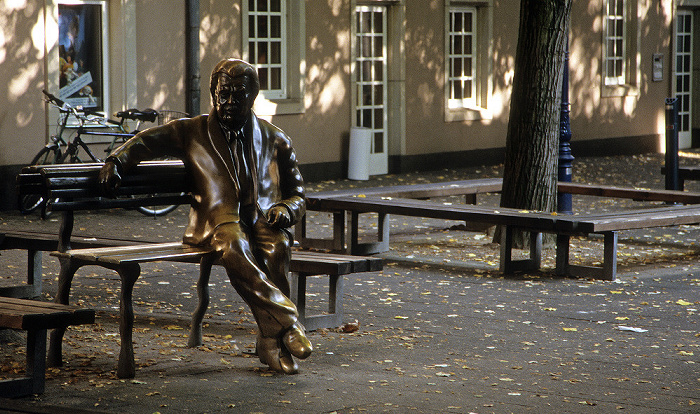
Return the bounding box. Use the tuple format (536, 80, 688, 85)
(19, 90, 173, 216)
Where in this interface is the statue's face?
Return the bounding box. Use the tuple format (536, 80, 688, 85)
(215, 73, 251, 130)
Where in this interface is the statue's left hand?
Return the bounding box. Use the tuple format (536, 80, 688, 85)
(267, 205, 291, 228)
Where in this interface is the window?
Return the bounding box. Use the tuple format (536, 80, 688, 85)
(247, 0, 286, 99)
(243, 0, 305, 115)
(447, 6, 477, 109)
(604, 0, 625, 86)
(57, 1, 109, 112)
(444, 1, 492, 122)
(601, 0, 639, 96)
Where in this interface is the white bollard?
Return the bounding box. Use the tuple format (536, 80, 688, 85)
(348, 127, 371, 180)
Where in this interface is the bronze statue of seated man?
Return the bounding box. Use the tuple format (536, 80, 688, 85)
(99, 58, 312, 374)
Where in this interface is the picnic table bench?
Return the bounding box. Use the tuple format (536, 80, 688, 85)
(661, 165, 700, 190)
(304, 182, 700, 281)
(0, 296, 95, 397)
(16, 161, 382, 378)
(558, 181, 700, 203)
(0, 230, 155, 299)
(301, 178, 503, 253)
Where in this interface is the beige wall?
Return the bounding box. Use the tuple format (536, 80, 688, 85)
(0, 2, 47, 166)
(134, 0, 187, 112)
(568, 0, 673, 148)
(270, 1, 352, 166)
(403, 1, 516, 157)
(0, 0, 679, 172)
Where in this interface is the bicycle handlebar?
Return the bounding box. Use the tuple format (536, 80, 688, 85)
(42, 89, 104, 117)
(42, 89, 65, 108)
(43, 89, 157, 129)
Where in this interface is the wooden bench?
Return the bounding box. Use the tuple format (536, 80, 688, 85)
(17, 161, 382, 378)
(303, 179, 700, 255)
(559, 181, 700, 203)
(662, 165, 700, 190)
(305, 192, 700, 281)
(0, 297, 95, 397)
(0, 230, 154, 299)
(301, 178, 503, 253)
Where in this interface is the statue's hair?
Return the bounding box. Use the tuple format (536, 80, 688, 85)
(209, 58, 260, 105)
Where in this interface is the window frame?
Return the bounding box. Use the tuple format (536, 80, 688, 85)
(245, 0, 287, 100)
(243, 0, 305, 115)
(444, 1, 493, 122)
(603, 0, 626, 86)
(446, 5, 477, 110)
(53, 0, 111, 122)
(601, 0, 640, 97)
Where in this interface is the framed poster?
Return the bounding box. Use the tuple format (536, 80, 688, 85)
(58, 1, 106, 111)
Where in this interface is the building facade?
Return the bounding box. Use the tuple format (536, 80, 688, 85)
(0, 0, 697, 209)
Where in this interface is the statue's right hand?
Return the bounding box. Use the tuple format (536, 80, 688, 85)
(99, 160, 121, 198)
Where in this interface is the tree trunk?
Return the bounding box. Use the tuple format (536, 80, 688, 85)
(496, 0, 571, 248)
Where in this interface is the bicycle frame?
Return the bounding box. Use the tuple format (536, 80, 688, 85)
(26, 90, 178, 218)
(45, 91, 137, 163)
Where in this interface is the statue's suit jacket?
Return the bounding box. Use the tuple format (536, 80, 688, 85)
(108, 109, 305, 246)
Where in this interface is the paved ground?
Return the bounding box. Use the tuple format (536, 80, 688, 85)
(0, 152, 699, 413)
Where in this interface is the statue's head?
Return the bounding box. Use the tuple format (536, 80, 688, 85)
(210, 58, 260, 130)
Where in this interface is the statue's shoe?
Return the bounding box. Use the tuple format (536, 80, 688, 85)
(256, 336, 299, 374)
(282, 323, 313, 359)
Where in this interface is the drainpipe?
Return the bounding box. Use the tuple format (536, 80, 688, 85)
(186, 0, 200, 116)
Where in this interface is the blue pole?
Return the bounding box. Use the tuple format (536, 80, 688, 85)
(665, 97, 680, 191)
(558, 38, 574, 214)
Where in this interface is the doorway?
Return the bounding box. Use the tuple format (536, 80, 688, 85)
(353, 5, 388, 175)
(676, 9, 694, 149)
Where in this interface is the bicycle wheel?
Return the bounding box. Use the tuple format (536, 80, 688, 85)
(134, 155, 182, 217)
(136, 203, 180, 217)
(19, 146, 61, 214)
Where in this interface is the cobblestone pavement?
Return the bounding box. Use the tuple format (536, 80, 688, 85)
(0, 152, 699, 413)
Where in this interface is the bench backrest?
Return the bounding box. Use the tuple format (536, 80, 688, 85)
(18, 161, 192, 212)
(17, 161, 193, 252)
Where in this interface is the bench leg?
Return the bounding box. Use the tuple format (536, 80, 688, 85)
(290, 272, 345, 331)
(291, 272, 307, 322)
(26, 328, 47, 395)
(27, 249, 42, 298)
(0, 328, 47, 398)
(117, 263, 141, 379)
(557, 231, 618, 281)
(500, 227, 541, 274)
(298, 211, 347, 252)
(555, 234, 571, 276)
(189, 254, 215, 348)
(48, 257, 82, 367)
(350, 211, 390, 255)
(602, 231, 618, 281)
(327, 273, 344, 324)
(0, 249, 43, 299)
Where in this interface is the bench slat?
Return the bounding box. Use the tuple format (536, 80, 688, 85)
(558, 182, 700, 204)
(308, 178, 503, 200)
(294, 251, 383, 273)
(50, 243, 380, 276)
(0, 297, 95, 330)
(553, 205, 700, 233)
(311, 196, 566, 231)
(78, 247, 211, 265)
(49, 195, 192, 211)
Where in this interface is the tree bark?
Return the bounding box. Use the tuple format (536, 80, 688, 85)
(496, 0, 571, 248)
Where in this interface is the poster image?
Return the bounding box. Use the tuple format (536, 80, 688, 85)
(58, 3, 104, 110)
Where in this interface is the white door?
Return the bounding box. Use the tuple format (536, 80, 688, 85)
(676, 10, 693, 149)
(354, 5, 388, 175)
